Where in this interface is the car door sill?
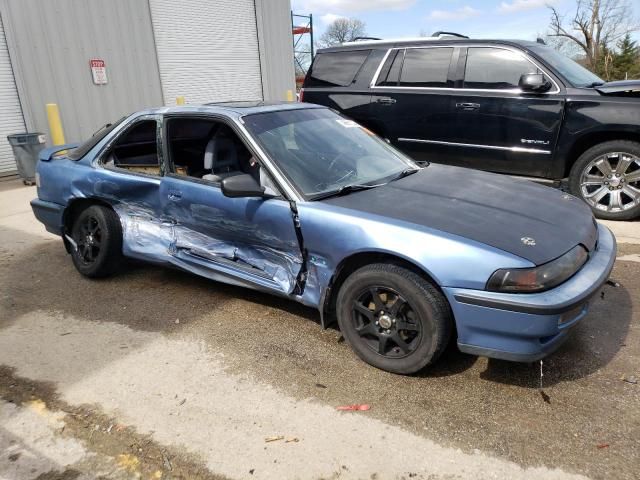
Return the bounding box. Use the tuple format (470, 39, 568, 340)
(175, 248, 287, 293)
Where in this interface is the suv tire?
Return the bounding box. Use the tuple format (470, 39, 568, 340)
(569, 140, 640, 220)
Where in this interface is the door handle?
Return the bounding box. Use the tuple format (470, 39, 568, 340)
(167, 190, 182, 201)
(375, 97, 397, 105)
(456, 102, 480, 111)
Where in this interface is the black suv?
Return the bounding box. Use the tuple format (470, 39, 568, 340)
(301, 36, 640, 220)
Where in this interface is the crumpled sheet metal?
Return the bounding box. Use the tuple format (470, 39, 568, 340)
(114, 204, 300, 293)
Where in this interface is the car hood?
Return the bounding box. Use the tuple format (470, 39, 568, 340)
(322, 165, 598, 265)
(595, 79, 640, 96)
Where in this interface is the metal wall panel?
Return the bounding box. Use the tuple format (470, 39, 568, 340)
(0, 11, 24, 175)
(149, 0, 263, 105)
(0, 0, 164, 144)
(254, 0, 295, 101)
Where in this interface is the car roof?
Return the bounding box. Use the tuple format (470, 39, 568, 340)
(135, 101, 325, 119)
(318, 38, 543, 52)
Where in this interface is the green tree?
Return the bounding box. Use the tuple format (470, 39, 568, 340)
(612, 33, 640, 79)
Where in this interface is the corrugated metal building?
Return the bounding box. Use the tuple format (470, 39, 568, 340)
(0, 0, 294, 176)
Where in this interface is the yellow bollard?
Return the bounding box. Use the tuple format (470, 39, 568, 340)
(286, 90, 294, 102)
(176, 96, 185, 105)
(46, 104, 66, 146)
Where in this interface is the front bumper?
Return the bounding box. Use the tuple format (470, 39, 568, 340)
(443, 223, 616, 362)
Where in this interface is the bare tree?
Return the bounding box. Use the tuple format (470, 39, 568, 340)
(548, 0, 638, 70)
(319, 18, 367, 47)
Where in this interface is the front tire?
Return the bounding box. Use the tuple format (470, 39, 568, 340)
(336, 263, 453, 374)
(70, 205, 123, 278)
(569, 140, 640, 220)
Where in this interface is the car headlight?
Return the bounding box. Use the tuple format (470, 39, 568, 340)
(487, 245, 589, 293)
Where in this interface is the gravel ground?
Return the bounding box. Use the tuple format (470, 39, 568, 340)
(0, 181, 638, 480)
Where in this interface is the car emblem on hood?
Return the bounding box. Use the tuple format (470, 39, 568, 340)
(521, 237, 536, 246)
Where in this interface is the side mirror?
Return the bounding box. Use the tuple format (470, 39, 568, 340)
(519, 73, 551, 93)
(221, 174, 266, 198)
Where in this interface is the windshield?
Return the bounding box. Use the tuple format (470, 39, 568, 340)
(529, 46, 604, 87)
(243, 108, 417, 199)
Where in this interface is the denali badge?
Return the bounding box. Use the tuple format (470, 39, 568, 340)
(521, 138, 550, 145)
(521, 237, 536, 246)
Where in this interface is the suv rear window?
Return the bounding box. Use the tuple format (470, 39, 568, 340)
(306, 50, 371, 87)
(399, 48, 453, 88)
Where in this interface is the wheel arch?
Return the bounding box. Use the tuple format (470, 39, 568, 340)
(563, 130, 640, 178)
(320, 251, 446, 328)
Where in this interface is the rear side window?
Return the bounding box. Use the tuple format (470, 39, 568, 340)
(399, 48, 453, 88)
(464, 47, 538, 90)
(306, 50, 371, 87)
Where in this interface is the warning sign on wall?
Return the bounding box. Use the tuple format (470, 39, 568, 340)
(89, 59, 108, 85)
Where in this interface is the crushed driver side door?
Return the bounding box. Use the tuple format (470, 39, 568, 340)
(157, 116, 303, 295)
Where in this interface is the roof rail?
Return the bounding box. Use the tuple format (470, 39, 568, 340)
(351, 36, 382, 42)
(431, 31, 469, 39)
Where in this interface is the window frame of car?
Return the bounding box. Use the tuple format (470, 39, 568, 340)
(160, 112, 298, 202)
(94, 114, 165, 179)
(369, 43, 562, 95)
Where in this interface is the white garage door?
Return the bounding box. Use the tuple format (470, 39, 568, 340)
(0, 13, 25, 176)
(149, 0, 263, 105)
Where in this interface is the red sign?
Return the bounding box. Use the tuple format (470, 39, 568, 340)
(89, 59, 108, 85)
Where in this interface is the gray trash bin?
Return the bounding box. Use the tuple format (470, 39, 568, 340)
(7, 133, 46, 185)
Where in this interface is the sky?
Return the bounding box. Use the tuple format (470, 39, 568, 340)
(290, 0, 639, 45)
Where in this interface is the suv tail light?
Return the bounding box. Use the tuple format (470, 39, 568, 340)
(298, 88, 304, 102)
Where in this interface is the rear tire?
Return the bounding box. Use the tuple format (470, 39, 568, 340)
(70, 205, 123, 278)
(569, 140, 640, 220)
(336, 263, 453, 375)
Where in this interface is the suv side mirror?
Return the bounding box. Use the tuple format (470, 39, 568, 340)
(221, 174, 266, 198)
(519, 73, 552, 92)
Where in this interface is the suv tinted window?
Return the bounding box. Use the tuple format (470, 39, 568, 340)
(464, 47, 538, 90)
(376, 50, 404, 86)
(399, 48, 453, 88)
(306, 50, 371, 87)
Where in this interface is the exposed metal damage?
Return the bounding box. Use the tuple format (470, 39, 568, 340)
(114, 204, 303, 294)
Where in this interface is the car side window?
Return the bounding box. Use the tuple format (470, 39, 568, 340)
(398, 48, 453, 88)
(464, 47, 539, 90)
(306, 50, 371, 87)
(165, 117, 280, 196)
(102, 120, 160, 176)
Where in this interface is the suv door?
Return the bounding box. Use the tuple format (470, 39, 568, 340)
(368, 46, 458, 163)
(448, 46, 564, 176)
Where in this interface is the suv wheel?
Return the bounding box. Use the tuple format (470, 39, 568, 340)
(336, 263, 453, 375)
(569, 140, 640, 220)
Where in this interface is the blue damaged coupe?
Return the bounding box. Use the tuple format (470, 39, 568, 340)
(31, 102, 616, 374)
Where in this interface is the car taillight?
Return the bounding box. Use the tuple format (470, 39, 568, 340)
(298, 88, 304, 102)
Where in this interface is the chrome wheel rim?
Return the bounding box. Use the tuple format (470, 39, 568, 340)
(580, 152, 640, 213)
